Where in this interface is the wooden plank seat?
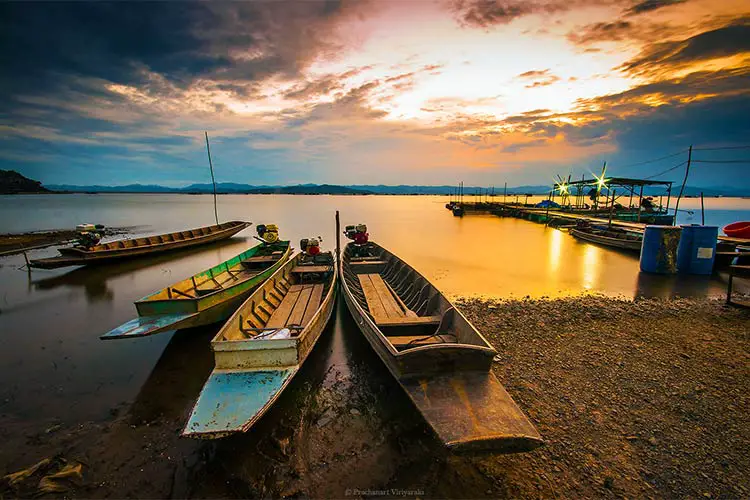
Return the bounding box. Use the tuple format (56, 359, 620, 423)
(265, 283, 325, 329)
(292, 265, 331, 274)
(358, 273, 442, 327)
(376, 316, 443, 328)
(389, 335, 455, 347)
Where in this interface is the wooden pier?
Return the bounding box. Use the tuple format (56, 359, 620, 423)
(448, 201, 750, 251)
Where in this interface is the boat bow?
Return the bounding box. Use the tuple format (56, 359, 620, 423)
(182, 368, 296, 438)
(401, 370, 543, 453)
(100, 311, 199, 339)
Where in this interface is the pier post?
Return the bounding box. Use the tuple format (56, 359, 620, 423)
(674, 145, 692, 225)
(637, 185, 644, 222)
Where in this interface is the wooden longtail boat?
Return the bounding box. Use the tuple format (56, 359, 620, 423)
(183, 251, 337, 438)
(29, 221, 251, 269)
(340, 242, 543, 453)
(100, 240, 291, 340)
(570, 225, 642, 251)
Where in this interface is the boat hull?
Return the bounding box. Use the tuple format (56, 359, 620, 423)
(570, 228, 642, 251)
(100, 242, 291, 340)
(30, 221, 251, 269)
(183, 253, 338, 438)
(723, 222, 750, 239)
(340, 242, 542, 453)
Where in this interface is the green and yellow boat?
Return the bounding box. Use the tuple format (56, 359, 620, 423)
(101, 235, 291, 340)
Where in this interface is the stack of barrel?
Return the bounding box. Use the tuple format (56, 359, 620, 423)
(640, 225, 718, 275)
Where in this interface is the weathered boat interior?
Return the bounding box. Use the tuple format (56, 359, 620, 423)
(59, 220, 248, 254)
(217, 252, 335, 341)
(342, 244, 488, 351)
(144, 243, 289, 302)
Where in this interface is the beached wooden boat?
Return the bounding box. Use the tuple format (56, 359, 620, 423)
(30, 221, 251, 269)
(182, 250, 337, 438)
(101, 240, 291, 340)
(340, 241, 543, 453)
(570, 225, 642, 251)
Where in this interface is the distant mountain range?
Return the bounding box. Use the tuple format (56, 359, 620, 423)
(43, 182, 750, 196)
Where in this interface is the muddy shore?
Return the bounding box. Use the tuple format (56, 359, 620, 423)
(0, 228, 130, 256)
(1, 296, 748, 498)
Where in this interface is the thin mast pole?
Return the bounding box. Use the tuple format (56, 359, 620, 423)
(673, 145, 692, 225)
(205, 131, 219, 225)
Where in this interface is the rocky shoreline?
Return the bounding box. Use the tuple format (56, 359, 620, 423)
(1, 295, 748, 498)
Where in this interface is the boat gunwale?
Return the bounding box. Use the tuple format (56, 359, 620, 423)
(59, 220, 251, 257)
(340, 241, 496, 359)
(136, 241, 291, 305)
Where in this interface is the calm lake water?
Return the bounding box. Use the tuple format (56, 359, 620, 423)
(0, 194, 748, 435)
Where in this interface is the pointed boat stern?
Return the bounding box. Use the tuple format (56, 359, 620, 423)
(401, 371, 543, 453)
(100, 311, 200, 340)
(182, 368, 296, 439)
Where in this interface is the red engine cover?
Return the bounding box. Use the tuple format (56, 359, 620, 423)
(353, 232, 369, 244)
(307, 245, 321, 255)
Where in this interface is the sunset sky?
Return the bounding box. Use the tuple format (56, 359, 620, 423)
(1, 0, 749, 188)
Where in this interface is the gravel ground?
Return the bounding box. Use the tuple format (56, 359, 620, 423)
(457, 295, 750, 499)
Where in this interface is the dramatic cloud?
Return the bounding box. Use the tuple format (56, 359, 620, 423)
(451, 0, 536, 28)
(620, 21, 750, 75)
(624, 0, 686, 16)
(0, 0, 748, 187)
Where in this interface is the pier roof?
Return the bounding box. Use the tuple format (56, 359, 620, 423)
(562, 177, 673, 187)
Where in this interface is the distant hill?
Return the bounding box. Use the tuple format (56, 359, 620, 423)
(0, 170, 50, 194)
(46, 183, 372, 195)
(42, 182, 749, 197)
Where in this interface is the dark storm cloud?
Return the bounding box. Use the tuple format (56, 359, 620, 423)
(451, 0, 538, 28)
(621, 21, 750, 74)
(624, 0, 686, 16)
(0, 1, 366, 112)
(450, 0, 619, 28)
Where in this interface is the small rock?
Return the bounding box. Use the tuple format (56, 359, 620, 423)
(349, 408, 361, 416)
(603, 477, 614, 489)
(648, 437, 658, 446)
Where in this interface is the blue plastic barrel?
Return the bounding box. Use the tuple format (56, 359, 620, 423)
(640, 226, 682, 274)
(677, 225, 718, 275)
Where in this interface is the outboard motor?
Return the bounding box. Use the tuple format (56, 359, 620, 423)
(74, 223, 105, 249)
(344, 224, 370, 257)
(256, 224, 279, 244)
(300, 237, 321, 256)
(344, 224, 368, 245)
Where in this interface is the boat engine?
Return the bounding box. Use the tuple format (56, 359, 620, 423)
(300, 237, 321, 256)
(256, 224, 279, 244)
(74, 223, 105, 249)
(344, 224, 368, 245)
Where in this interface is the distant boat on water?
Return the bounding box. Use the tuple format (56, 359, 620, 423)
(30, 221, 251, 269)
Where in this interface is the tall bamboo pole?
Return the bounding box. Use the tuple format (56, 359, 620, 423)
(204, 132, 219, 225)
